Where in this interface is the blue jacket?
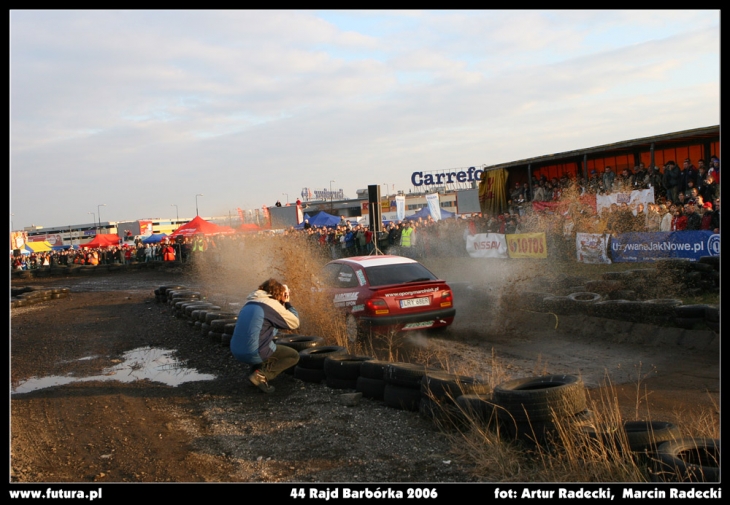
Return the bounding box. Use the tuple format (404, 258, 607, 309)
(230, 289, 300, 365)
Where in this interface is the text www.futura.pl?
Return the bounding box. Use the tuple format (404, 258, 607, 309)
(9, 488, 102, 500)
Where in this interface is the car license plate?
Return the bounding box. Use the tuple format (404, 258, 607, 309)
(400, 297, 430, 308)
(403, 321, 434, 329)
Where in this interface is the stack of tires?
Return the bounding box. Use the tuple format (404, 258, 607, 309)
(323, 355, 374, 390)
(294, 346, 347, 384)
(275, 335, 325, 374)
(356, 360, 391, 400)
(420, 371, 491, 431)
(492, 374, 590, 446)
(382, 363, 442, 412)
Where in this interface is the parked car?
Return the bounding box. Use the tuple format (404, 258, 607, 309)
(320, 255, 455, 341)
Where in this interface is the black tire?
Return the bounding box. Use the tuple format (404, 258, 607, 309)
(275, 335, 326, 352)
(211, 319, 238, 332)
(294, 365, 326, 383)
(384, 363, 442, 388)
(697, 255, 720, 269)
(223, 323, 237, 335)
(674, 304, 712, 319)
(567, 292, 603, 303)
(205, 312, 238, 324)
(325, 376, 358, 390)
(456, 394, 498, 425)
(298, 346, 347, 370)
(704, 305, 719, 323)
(207, 331, 223, 343)
(493, 375, 586, 423)
(360, 360, 392, 380)
(383, 384, 421, 411)
(622, 420, 682, 453)
(651, 438, 720, 482)
(419, 398, 464, 431)
(672, 317, 704, 330)
(324, 355, 374, 380)
(421, 371, 490, 401)
(356, 376, 386, 400)
(220, 334, 231, 347)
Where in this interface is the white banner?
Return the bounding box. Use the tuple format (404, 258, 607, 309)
(465, 233, 509, 258)
(575, 232, 612, 264)
(426, 193, 442, 221)
(395, 195, 406, 221)
(596, 188, 655, 214)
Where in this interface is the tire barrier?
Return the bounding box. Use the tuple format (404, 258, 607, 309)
(356, 376, 386, 400)
(383, 383, 422, 411)
(650, 438, 720, 482)
(275, 335, 326, 352)
(10, 286, 71, 308)
(298, 346, 347, 370)
(323, 355, 374, 381)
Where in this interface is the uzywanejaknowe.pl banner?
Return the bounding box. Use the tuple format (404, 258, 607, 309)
(610, 231, 720, 262)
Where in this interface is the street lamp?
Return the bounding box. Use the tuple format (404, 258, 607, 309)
(282, 193, 289, 205)
(330, 180, 335, 213)
(195, 194, 204, 216)
(97, 204, 106, 231)
(171, 204, 179, 221)
(88, 212, 95, 231)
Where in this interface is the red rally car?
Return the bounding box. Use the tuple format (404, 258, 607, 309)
(320, 255, 455, 341)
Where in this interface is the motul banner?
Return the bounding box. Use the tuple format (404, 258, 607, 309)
(465, 233, 508, 258)
(506, 232, 548, 259)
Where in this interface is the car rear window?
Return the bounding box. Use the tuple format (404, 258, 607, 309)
(364, 263, 438, 287)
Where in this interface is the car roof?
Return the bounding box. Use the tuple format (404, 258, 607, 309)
(331, 255, 419, 268)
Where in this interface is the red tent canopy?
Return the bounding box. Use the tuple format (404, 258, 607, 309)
(169, 216, 236, 238)
(81, 234, 121, 248)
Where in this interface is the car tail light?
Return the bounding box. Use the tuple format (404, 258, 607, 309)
(440, 290, 453, 308)
(366, 298, 389, 314)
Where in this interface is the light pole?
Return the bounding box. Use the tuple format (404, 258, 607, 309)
(88, 212, 96, 232)
(195, 194, 203, 216)
(282, 193, 289, 205)
(330, 180, 335, 213)
(171, 204, 179, 221)
(97, 204, 106, 231)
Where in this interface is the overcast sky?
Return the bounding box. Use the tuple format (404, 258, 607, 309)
(10, 10, 719, 230)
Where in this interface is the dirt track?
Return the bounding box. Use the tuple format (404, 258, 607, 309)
(10, 262, 720, 483)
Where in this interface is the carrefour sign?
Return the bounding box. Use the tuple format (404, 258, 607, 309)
(411, 167, 484, 187)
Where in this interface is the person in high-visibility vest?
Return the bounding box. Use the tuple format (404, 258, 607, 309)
(400, 221, 415, 257)
(192, 234, 207, 253)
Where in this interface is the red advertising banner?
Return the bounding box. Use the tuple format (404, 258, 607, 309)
(139, 220, 154, 236)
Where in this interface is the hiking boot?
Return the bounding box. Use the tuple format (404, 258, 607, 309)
(249, 370, 275, 393)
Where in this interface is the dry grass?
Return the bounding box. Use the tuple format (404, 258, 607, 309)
(188, 234, 718, 482)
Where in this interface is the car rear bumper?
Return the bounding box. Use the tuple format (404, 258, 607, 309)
(358, 308, 456, 327)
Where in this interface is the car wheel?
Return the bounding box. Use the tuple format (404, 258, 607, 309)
(346, 314, 364, 343)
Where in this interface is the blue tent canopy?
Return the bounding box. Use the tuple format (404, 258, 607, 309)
(296, 211, 343, 229)
(142, 233, 168, 244)
(407, 206, 456, 221)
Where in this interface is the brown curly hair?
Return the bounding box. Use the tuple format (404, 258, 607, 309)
(259, 278, 286, 301)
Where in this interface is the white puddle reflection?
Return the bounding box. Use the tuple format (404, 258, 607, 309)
(12, 347, 216, 395)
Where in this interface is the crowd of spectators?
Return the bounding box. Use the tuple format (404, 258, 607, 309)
(11, 156, 719, 270)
